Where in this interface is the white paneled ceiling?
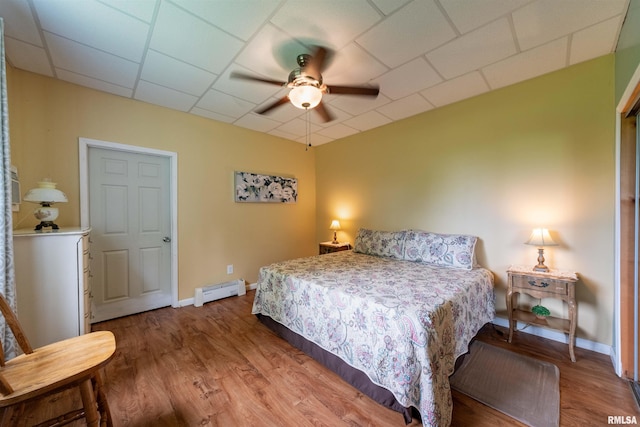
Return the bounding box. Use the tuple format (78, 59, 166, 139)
(0, 0, 630, 146)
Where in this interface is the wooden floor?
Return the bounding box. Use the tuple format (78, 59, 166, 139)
(8, 290, 639, 426)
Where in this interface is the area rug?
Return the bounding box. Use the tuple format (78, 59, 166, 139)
(449, 340, 560, 427)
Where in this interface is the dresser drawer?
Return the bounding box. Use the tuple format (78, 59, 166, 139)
(511, 274, 568, 296)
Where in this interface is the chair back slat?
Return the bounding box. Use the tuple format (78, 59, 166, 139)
(0, 293, 33, 359)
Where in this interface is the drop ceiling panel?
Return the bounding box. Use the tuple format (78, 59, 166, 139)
(375, 58, 442, 100)
(440, 0, 530, 34)
(4, 38, 52, 76)
(427, 18, 517, 80)
(177, 0, 280, 41)
(330, 93, 391, 116)
(45, 32, 139, 88)
(513, 0, 628, 51)
(483, 38, 568, 89)
(421, 72, 489, 108)
(268, 127, 299, 141)
(191, 107, 236, 124)
(55, 68, 133, 98)
(106, 0, 156, 23)
(276, 117, 322, 138)
(150, 1, 243, 74)
(135, 80, 198, 112)
(1, 0, 631, 146)
(141, 50, 217, 97)
(343, 110, 393, 131)
(270, 0, 382, 50)
(570, 16, 623, 65)
(317, 123, 360, 140)
(370, 0, 412, 16)
(233, 114, 282, 133)
(33, 0, 149, 62)
(322, 43, 388, 85)
(357, 0, 456, 68)
(196, 89, 256, 118)
(0, 0, 42, 46)
(233, 23, 308, 78)
(377, 93, 434, 121)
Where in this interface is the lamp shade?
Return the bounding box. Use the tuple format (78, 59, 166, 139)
(525, 228, 558, 247)
(23, 180, 68, 204)
(289, 85, 322, 109)
(329, 220, 341, 230)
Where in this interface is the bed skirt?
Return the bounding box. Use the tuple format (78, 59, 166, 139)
(256, 313, 417, 424)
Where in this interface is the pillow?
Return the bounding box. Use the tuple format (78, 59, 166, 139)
(353, 228, 406, 260)
(403, 230, 477, 270)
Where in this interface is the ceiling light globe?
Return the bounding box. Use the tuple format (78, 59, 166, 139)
(289, 86, 322, 110)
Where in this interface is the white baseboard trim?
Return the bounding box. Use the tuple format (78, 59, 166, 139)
(492, 317, 611, 356)
(248, 282, 257, 290)
(179, 297, 195, 307)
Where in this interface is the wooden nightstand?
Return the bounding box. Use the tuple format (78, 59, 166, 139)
(506, 265, 579, 362)
(319, 242, 351, 255)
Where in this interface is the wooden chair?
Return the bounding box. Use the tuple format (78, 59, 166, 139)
(0, 293, 116, 426)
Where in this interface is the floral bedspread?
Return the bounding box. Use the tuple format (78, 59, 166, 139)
(251, 251, 495, 426)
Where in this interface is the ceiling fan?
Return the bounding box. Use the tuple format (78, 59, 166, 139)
(231, 46, 379, 122)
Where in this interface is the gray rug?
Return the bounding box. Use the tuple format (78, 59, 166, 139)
(450, 340, 560, 427)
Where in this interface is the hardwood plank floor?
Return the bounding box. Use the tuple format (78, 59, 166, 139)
(6, 290, 638, 426)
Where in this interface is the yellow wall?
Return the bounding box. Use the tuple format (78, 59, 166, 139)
(7, 66, 316, 300)
(316, 55, 615, 346)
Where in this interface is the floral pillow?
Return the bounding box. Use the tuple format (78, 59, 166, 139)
(353, 228, 406, 260)
(403, 230, 477, 270)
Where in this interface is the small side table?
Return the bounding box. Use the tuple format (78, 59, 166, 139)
(319, 241, 351, 255)
(506, 265, 579, 362)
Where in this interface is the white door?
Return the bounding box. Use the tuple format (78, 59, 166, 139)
(89, 147, 172, 322)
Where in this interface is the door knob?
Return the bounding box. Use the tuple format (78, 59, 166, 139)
(163, 237, 171, 243)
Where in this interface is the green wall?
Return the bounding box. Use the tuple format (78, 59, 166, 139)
(316, 56, 616, 346)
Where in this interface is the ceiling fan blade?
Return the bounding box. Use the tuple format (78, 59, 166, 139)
(314, 101, 334, 123)
(230, 71, 286, 87)
(307, 46, 328, 75)
(256, 96, 290, 114)
(326, 85, 379, 96)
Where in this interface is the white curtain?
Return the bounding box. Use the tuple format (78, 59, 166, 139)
(0, 18, 17, 359)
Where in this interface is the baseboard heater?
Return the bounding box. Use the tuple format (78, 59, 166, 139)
(194, 278, 246, 307)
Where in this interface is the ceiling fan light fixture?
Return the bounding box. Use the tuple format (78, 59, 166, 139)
(289, 85, 322, 110)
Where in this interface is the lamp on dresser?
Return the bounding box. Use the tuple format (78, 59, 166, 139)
(23, 179, 68, 231)
(525, 228, 558, 272)
(329, 220, 341, 244)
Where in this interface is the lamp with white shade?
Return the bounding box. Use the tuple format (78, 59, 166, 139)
(524, 228, 558, 272)
(329, 220, 341, 244)
(23, 180, 68, 231)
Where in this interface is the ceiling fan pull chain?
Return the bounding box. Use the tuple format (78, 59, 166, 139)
(305, 107, 311, 151)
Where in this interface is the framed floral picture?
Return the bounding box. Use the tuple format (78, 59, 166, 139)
(234, 171, 297, 203)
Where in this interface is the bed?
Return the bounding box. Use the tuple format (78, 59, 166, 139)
(251, 229, 495, 426)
